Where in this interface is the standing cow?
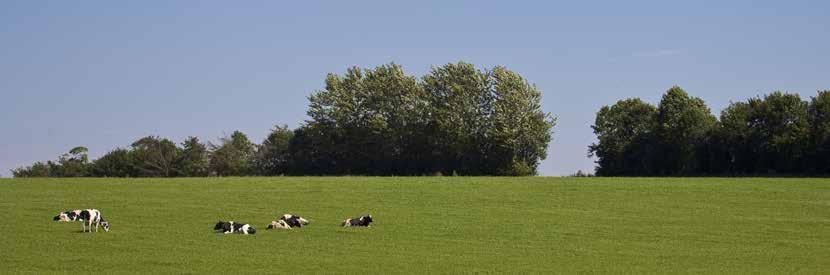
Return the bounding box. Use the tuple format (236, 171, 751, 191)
(79, 209, 110, 232)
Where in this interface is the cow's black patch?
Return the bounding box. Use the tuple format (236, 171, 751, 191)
(284, 216, 303, 228)
(214, 221, 232, 232)
(279, 214, 309, 228)
(79, 210, 92, 221)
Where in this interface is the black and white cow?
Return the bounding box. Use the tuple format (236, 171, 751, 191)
(214, 221, 256, 235)
(281, 214, 309, 228)
(266, 214, 310, 230)
(342, 215, 373, 227)
(53, 209, 83, 222)
(266, 219, 291, 230)
(79, 209, 110, 232)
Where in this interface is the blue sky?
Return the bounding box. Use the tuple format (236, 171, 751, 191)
(1, 1, 828, 177)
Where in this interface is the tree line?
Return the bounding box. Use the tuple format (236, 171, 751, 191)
(12, 62, 556, 177)
(590, 87, 830, 176)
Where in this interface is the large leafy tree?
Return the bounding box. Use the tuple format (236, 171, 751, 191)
(422, 62, 491, 175)
(710, 92, 812, 175)
(11, 162, 52, 177)
(305, 63, 427, 175)
(809, 90, 830, 174)
(714, 102, 755, 174)
(747, 92, 811, 174)
(11, 146, 89, 177)
(287, 125, 336, 175)
(254, 125, 294, 176)
(302, 62, 554, 175)
(55, 146, 91, 177)
(178, 137, 209, 177)
(589, 98, 657, 176)
(362, 64, 431, 175)
(488, 66, 556, 175)
(209, 131, 255, 176)
(91, 148, 135, 177)
(653, 86, 717, 175)
(130, 136, 182, 177)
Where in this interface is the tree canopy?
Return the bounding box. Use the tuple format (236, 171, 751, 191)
(590, 88, 828, 176)
(13, 62, 555, 177)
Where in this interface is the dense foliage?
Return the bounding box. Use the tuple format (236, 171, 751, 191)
(590, 88, 830, 176)
(11, 62, 555, 177)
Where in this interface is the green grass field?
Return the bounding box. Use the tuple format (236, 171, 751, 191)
(2, 177, 829, 273)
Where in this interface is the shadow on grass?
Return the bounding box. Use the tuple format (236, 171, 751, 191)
(71, 230, 107, 234)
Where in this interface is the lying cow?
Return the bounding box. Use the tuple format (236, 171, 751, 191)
(79, 209, 110, 232)
(282, 214, 309, 228)
(214, 221, 256, 235)
(53, 209, 83, 222)
(342, 215, 373, 227)
(266, 219, 291, 230)
(266, 214, 309, 230)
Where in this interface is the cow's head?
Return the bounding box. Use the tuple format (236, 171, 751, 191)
(214, 221, 226, 230)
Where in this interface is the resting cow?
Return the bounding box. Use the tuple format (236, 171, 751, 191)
(342, 215, 373, 227)
(214, 221, 256, 235)
(53, 209, 83, 222)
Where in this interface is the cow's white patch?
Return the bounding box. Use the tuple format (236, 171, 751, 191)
(268, 220, 290, 229)
(88, 209, 102, 232)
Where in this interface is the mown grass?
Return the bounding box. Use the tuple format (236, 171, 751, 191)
(1, 177, 829, 274)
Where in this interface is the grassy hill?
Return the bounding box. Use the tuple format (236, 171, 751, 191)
(1, 177, 828, 273)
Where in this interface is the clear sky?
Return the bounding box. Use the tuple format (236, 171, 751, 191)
(1, 1, 828, 177)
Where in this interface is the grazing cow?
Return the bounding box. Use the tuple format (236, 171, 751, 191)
(53, 209, 83, 222)
(342, 215, 373, 227)
(79, 209, 110, 232)
(266, 214, 310, 230)
(214, 221, 256, 235)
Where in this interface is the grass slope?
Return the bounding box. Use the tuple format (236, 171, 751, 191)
(1, 177, 829, 273)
